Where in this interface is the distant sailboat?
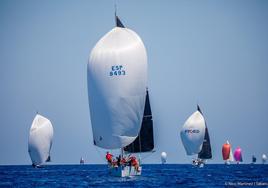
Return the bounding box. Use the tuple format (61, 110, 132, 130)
(180, 105, 212, 167)
(87, 13, 147, 177)
(161, 152, 167, 164)
(252, 155, 257, 164)
(80, 157, 85, 164)
(28, 114, 53, 167)
(222, 140, 234, 164)
(233, 147, 243, 164)
(262, 154, 267, 164)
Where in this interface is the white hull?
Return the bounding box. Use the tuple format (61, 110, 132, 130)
(109, 166, 142, 177)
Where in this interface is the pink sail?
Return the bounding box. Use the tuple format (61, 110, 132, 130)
(234, 147, 243, 162)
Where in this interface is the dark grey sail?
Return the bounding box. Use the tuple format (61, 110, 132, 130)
(197, 105, 212, 159)
(124, 89, 154, 153)
(198, 127, 212, 159)
(116, 16, 125, 28)
(252, 155, 257, 163)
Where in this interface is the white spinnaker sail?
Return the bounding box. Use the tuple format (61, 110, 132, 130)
(161, 152, 167, 164)
(87, 27, 147, 149)
(180, 111, 206, 155)
(262, 154, 267, 163)
(28, 114, 53, 166)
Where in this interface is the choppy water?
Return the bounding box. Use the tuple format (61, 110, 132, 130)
(0, 164, 268, 187)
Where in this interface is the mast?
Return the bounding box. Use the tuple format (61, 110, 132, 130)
(114, 3, 125, 28)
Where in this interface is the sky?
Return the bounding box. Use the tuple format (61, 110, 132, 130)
(0, 0, 268, 165)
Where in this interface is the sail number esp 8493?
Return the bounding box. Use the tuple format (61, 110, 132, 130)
(110, 65, 126, 76)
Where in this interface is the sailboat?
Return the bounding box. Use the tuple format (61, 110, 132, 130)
(222, 140, 234, 164)
(233, 147, 243, 164)
(87, 13, 148, 177)
(123, 89, 154, 159)
(80, 157, 85, 164)
(251, 155, 257, 164)
(28, 114, 53, 168)
(180, 105, 212, 167)
(262, 154, 267, 164)
(161, 152, 167, 164)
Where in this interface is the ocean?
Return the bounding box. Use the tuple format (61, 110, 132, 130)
(0, 164, 268, 187)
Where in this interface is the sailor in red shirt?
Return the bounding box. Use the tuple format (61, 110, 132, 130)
(105, 152, 113, 165)
(130, 156, 140, 172)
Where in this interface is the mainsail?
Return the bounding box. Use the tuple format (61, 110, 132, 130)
(252, 155, 257, 163)
(180, 105, 206, 156)
(28, 114, 53, 166)
(87, 16, 147, 149)
(197, 106, 212, 159)
(198, 127, 212, 159)
(124, 89, 154, 153)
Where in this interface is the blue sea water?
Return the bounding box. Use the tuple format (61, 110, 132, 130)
(0, 164, 268, 187)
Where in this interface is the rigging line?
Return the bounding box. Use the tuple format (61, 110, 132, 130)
(114, 0, 117, 26)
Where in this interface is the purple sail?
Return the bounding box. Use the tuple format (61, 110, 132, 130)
(234, 147, 243, 162)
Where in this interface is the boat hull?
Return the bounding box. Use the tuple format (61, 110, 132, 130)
(109, 166, 142, 177)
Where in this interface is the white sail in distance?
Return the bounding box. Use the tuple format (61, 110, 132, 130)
(28, 114, 53, 166)
(180, 110, 206, 155)
(87, 21, 148, 149)
(161, 152, 167, 164)
(228, 141, 234, 162)
(262, 154, 267, 164)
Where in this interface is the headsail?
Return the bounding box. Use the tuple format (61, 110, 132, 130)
(222, 141, 231, 160)
(124, 89, 154, 153)
(87, 16, 147, 149)
(28, 114, 53, 166)
(234, 147, 243, 162)
(180, 106, 206, 155)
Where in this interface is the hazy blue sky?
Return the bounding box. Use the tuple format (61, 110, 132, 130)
(0, 0, 268, 165)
